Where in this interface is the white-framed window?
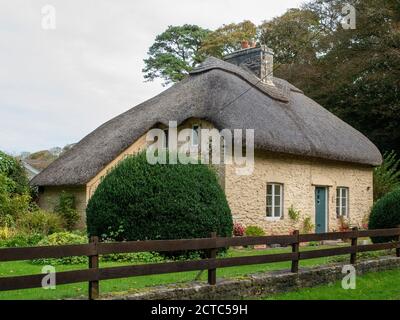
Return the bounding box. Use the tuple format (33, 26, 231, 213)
(266, 183, 283, 218)
(192, 124, 200, 146)
(336, 187, 349, 217)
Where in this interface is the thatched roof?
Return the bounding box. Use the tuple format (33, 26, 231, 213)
(31, 57, 382, 186)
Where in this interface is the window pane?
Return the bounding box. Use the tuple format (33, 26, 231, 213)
(274, 206, 281, 217)
(267, 184, 272, 195)
(274, 184, 281, 195)
(267, 195, 272, 206)
(266, 206, 272, 217)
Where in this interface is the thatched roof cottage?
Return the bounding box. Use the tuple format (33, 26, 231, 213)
(31, 45, 382, 234)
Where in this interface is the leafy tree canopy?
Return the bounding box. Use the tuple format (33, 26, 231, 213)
(142, 24, 210, 85)
(200, 20, 257, 58)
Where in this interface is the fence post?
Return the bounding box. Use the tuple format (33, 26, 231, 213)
(291, 230, 300, 273)
(88, 236, 99, 300)
(208, 232, 217, 285)
(350, 227, 358, 265)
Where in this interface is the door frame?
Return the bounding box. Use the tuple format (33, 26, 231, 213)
(314, 186, 329, 233)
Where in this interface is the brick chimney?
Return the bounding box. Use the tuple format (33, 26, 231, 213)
(223, 44, 274, 86)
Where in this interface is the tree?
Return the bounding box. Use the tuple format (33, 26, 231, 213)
(200, 20, 257, 58)
(300, 0, 400, 156)
(258, 8, 320, 65)
(0, 151, 29, 195)
(257, 8, 323, 95)
(143, 24, 210, 85)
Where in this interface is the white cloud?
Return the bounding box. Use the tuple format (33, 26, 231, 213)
(0, 0, 304, 154)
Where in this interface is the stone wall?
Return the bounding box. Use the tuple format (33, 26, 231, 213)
(38, 185, 87, 228)
(225, 150, 373, 235)
(103, 256, 400, 300)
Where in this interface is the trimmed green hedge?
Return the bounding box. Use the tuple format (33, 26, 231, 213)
(368, 188, 400, 243)
(86, 152, 233, 242)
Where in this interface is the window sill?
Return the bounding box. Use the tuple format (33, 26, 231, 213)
(265, 217, 282, 221)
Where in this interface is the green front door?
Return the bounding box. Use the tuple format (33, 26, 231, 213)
(315, 187, 327, 233)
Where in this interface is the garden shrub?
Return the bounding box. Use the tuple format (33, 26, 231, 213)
(0, 233, 44, 248)
(32, 232, 88, 265)
(0, 225, 16, 240)
(0, 151, 29, 194)
(233, 222, 245, 236)
(288, 205, 300, 222)
(368, 188, 400, 243)
(302, 215, 314, 234)
(373, 151, 400, 201)
(0, 173, 31, 225)
(86, 152, 233, 243)
(16, 210, 64, 235)
(55, 191, 80, 231)
(101, 251, 164, 263)
(244, 225, 265, 237)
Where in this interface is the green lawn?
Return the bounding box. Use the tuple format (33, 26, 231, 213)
(0, 245, 345, 300)
(263, 268, 400, 300)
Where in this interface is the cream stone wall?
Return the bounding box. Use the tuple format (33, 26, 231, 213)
(38, 186, 87, 228)
(225, 151, 373, 235)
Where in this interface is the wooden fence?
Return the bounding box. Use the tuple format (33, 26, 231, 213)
(0, 227, 400, 299)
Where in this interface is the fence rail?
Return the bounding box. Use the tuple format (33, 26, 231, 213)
(0, 227, 399, 299)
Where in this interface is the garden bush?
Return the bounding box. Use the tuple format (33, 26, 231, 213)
(32, 232, 88, 265)
(0, 151, 29, 194)
(373, 151, 400, 201)
(0, 233, 44, 247)
(244, 225, 265, 237)
(86, 152, 233, 243)
(16, 210, 64, 235)
(55, 191, 80, 231)
(233, 222, 245, 236)
(368, 188, 400, 243)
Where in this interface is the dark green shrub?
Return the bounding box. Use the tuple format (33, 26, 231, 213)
(86, 152, 233, 244)
(368, 188, 400, 243)
(55, 191, 80, 231)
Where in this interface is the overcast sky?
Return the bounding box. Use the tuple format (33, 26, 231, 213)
(0, 0, 304, 154)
